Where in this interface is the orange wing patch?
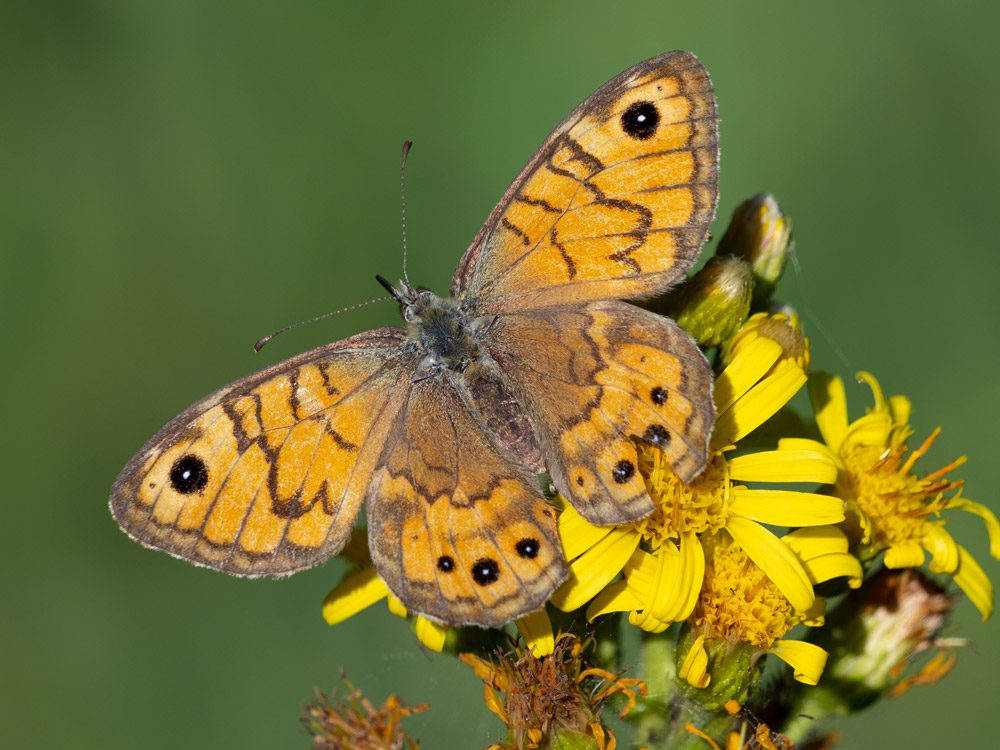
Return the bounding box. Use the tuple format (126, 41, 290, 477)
(110, 330, 413, 576)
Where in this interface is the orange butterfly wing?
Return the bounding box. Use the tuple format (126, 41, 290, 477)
(453, 50, 718, 312)
(110, 329, 414, 575)
(367, 369, 566, 627)
(480, 301, 714, 524)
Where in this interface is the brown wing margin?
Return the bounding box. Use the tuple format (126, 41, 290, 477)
(109, 327, 414, 576)
(451, 51, 718, 311)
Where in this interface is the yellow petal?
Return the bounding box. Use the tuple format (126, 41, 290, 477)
(713, 360, 806, 447)
(515, 609, 554, 657)
(713, 337, 783, 415)
(725, 516, 814, 612)
(386, 593, 408, 618)
(728, 449, 838, 484)
(782, 527, 861, 587)
(625, 533, 704, 626)
(946, 498, 1000, 559)
(922, 524, 960, 574)
(559, 504, 614, 561)
(627, 609, 671, 633)
(623, 549, 675, 632)
(768, 640, 828, 685)
(781, 526, 850, 559)
(550, 528, 640, 611)
(414, 616, 448, 652)
(587, 580, 642, 621)
(801, 598, 827, 626)
(729, 488, 844, 527)
(857, 371, 888, 414)
(777, 437, 839, 464)
(655, 531, 705, 622)
(322, 568, 389, 625)
(842, 411, 893, 450)
(623, 546, 657, 592)
(678, 634, 711, 688)
(884, 542, 925, 568)
(799, 552, 863, 588)
(888, 394, 911, 426)
(954, 544, 994, 621)
(808, 373, 848, 454)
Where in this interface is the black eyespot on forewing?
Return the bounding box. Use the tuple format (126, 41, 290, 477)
(515, 538, 540, 560)
(169, 454, 209, 494)
(621, 101, 659, 140)
(611, 459, 635, 484)
(651, 386, 668, 405)
(437, 555, 455, 573)
(644, 424, 672, 447)
(471, 558, 500, 586)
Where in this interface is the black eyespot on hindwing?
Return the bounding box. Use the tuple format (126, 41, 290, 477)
(471, 558, 500, 586)
(437, 555, 455, 573)
(515, 538, 540, 560)
(611, 459, 635, 484)
(644, 424, 672, 447)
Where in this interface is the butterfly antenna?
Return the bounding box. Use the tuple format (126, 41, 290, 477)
(253, 296, 394, 352)
(400, 140, 413, 286)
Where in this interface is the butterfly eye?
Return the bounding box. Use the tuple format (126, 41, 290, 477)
(621, 100, 659, 140)
(169, 454, 209, 494)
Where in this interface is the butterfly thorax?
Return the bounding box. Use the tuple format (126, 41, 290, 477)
(400, 287, 486, 375)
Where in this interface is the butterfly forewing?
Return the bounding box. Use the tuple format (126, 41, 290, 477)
(110, 329, 415, 576)
(453, 51, 718, 312)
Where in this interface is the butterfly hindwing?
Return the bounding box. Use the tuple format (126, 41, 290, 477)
(110, 329, 414, 576)
(367, 371, 566, 627)
(453, 51, 718, 312)
(480, 300, 715, 525)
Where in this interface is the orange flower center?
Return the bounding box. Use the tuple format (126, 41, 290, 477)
(633, 446, 729, 547)
(837, 428, 962, 550)
(693, 538, 796, 648)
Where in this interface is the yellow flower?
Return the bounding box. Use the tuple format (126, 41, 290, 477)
(679, 528, 861, 688)
(321, 566, 555, 656)
(551, 331, 851, 638)
(809, 372, 1000, 620)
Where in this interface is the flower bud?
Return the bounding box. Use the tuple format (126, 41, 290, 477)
(718, 194, 793, 309)
(670, 256, 752, 347)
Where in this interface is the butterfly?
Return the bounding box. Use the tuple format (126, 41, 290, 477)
(110, 51, 719, 629)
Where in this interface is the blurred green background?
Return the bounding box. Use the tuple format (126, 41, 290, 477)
(3, 1, 998, 747)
